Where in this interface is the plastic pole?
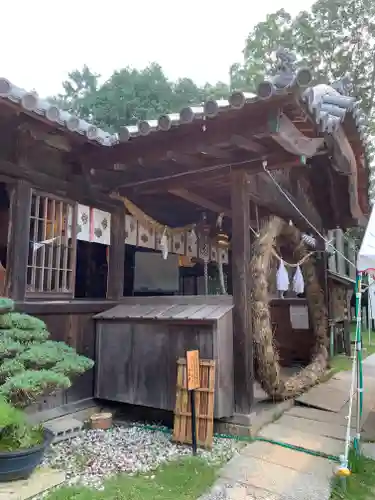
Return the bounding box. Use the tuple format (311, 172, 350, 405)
(354, 272, 363, 454)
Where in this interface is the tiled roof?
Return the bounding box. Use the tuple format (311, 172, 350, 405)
(0, 77, 117, 146)
(302, 84, 369, 148)
(0, 58, 369, 159)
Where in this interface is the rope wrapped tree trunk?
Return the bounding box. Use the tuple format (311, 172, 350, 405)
(250, 216, 328, 400)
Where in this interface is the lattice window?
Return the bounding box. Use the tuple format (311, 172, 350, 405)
(27, 193, 77, 296)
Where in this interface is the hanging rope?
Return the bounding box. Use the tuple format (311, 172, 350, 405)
(262, 163, 356, 271)
(110, 192, 197, 235)
(271, 248, 316, 267)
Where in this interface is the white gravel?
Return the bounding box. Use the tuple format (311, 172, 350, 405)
(42, 424, 241, 489)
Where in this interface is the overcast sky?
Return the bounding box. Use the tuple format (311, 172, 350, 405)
(2, 0, 314, 97)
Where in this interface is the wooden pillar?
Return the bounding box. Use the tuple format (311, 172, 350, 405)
(5, 180, 32, 301)
(106, 208, 125, 300)
(230, 169, 253, 414)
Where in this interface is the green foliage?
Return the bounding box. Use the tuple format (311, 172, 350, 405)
(52, 355, 94, 378)
(0, 370, 71, 407)
(0, 399, 44, 452)
(0, 398, 23, 429)
(0, 299, 14, 314)
(0, 359, 24, 382)
(0, 338, 23, 359)
(0, 314, 14, 329)
(52, 63, 230, 134)
(0, 299, 93, 408)
(19, 343, 70, 369)
(9, 313, 47, 331)
(10, 328, 49, 343)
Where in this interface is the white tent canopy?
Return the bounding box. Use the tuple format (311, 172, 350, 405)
(357, 206, 375, 272)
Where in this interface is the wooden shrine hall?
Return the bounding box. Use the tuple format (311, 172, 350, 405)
(0, 51, 369, 421)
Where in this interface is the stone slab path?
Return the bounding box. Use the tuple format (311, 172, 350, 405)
(202, 356, 375, 500)
(0, 468, 65, 500)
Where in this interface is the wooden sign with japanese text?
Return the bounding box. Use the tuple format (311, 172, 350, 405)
(186, 350, 200, 390)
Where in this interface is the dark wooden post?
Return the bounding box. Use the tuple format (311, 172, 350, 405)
(230, 169, 254, 414)
(5, 180, 32, 301)
(106, 208, 125, 300)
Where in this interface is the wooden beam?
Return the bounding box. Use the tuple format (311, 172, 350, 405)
(106, 208, 125, 300)
(166, 151, 204, 167)
(0, 160, 120, 211)
(230, 134, 266, 154)
(200, 146, 232, 159)
(230, 168, 254, 414)
(118, 154, 303, 192)
(84, 107, 287, 168)
(168, 189, 231, 216)
(247, 172, 322, 230)
(5, 180, 32, 300)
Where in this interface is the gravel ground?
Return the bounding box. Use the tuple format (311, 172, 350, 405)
(42, 424, 242, 489)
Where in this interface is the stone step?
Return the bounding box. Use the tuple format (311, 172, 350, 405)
(0, 468, 65, 500)
(219, 450, 331, 500)
(287, 405, 355, 428)
(44, 416, 84, 443)
(241, 441, 335, 479)
(276, 414, 347, 441)
(203, 481, 283, 500)
(259, 422, 344, 457)
(296, 377, 350, 413)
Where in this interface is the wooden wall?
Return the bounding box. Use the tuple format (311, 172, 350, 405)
(16, 300, 118, 412)
(16, 297, 316, 415)
(95, 319, 234, 419)
(271, 299, 315, 366)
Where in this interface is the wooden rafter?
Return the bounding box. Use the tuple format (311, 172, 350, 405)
(84, 105, 288, 169)
(199, 146, 233, 159)
(230, 134, 266, 154)
(168, 189, 231, 216)
(117, 154, 304, 192)
(246, 171, 322, 230)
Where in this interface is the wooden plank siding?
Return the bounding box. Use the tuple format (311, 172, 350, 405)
(94, 302, 234, 419)
(15, 300, 118, 412)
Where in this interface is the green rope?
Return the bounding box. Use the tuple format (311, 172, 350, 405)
(131, 423, 340, 463)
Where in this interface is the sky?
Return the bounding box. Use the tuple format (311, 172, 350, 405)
(2, 0, 314, 98)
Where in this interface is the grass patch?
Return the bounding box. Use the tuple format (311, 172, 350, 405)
(330, 327, 375, 375)
(330, 355, 353, 374)
(43, 457, 218, 500)
(330, 451, 375, 500)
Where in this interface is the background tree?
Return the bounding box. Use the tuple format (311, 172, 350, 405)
(229, 0, 375, 240)
(53, 64, 230, 133)
(231, 0, 375, 126)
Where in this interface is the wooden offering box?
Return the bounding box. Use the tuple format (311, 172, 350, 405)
(94, 296, 234, 419)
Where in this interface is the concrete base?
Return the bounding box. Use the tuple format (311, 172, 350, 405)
(215, 399, 294, 438)
(44, 416, 84, 443)
(0, 468, 65, 500)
